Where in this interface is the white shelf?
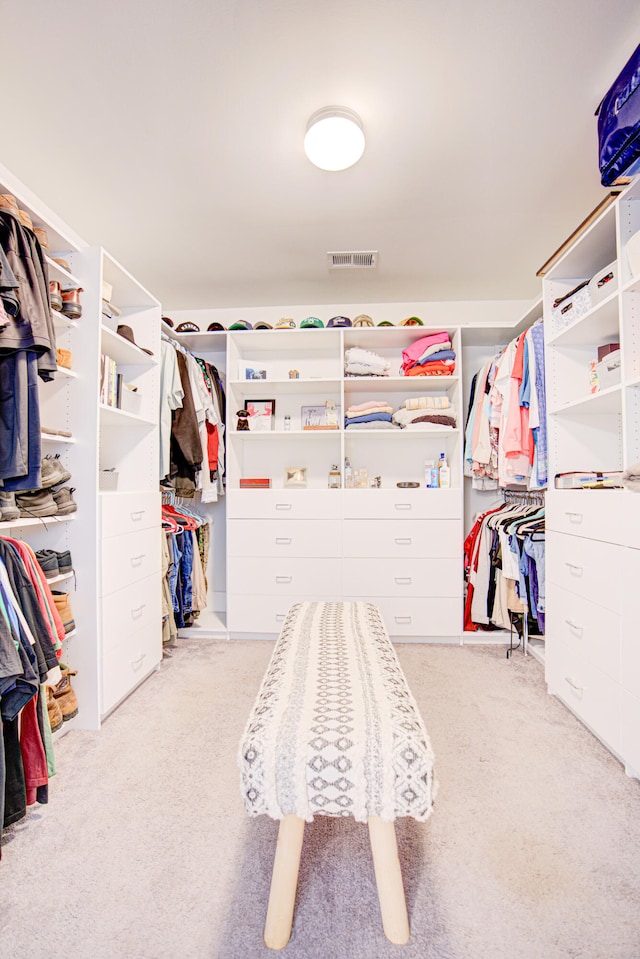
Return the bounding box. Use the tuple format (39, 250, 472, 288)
(47, 571, 75, 586)
(51, 309, 78, 332)
(549, 384, 622, 415)
(346, 427, 459, 436)
(547, 292, 619, 347)
(621, 273, 640, 295)
(101, 325, 156, 366)
(0, 514, 77, 530)
(57, 366, 78, 379)
(344, 374, 459, 393)
(230, 428, 340, 438)
(99, 404, 155, 428)
(45, 255, 81, 286)
(41, 431, 77, 444)
(229, 377, 340, 392)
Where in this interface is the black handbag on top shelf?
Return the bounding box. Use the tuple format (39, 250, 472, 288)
(596, 43, 640, 187)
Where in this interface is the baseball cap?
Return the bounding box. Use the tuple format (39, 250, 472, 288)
(300, 317, 324, 329)
(228, 320, 253, 331)
(352, 314, 374, 328)
(327, 316, 352, 328)
(377, 320, 394, 327)
(207, 322, 226, 331)
(175, 321, 200, 333)
(254, 321, 273, 330)
(275, 317, 296, 329)
(399, 316, 424, 327)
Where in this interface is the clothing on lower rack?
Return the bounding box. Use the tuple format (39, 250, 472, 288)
(162, 502, 210, 637)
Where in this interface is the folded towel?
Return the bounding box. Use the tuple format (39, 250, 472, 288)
(344, 411, 393, 426)
(344, 420, 400, 430)
(404, 395, 451, 411)
(393, 407, 456, 428)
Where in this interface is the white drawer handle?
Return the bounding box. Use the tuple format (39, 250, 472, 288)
(565, 619, 583, 636)
(395, 538, 412, 545)
(395, 615, 412, 624)
(276, 503, 292, 511)
(131, 604, 147, 620)
(565, 676, 584, 695)
(130, 554, 145, 567)
(130, 510, 145, 522)
(564, 511, 583, 523)
(131, 652, 147, 670)
(395, 577, 412, 585)
(395, 503, 412, 511)
(275, 537, 292, 545)
(564, 563, 583, 576)
(276, 575, 292, 584)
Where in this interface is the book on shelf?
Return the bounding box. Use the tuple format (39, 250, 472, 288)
(239, 478, 271, 489)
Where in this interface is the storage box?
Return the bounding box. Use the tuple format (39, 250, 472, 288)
(597, 341, 620, 362)
(120, 386, 141, 415)
(551, 280, 591, 332)
(588, 259, 617, 306)
(626, 228, 640, 278)
(99, 469, 119, 491)
(594, 349, 621, 391)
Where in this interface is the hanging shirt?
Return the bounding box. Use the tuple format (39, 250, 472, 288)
(159, 340, 184, 480)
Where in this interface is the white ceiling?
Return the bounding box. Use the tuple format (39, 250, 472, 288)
(2, 1, 640, 312)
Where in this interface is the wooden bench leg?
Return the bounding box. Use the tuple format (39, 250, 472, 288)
(367, 816, 410, 945)
(264, 814, 305, 950)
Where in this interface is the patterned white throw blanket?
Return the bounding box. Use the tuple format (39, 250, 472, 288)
(239, 601, 437, 823)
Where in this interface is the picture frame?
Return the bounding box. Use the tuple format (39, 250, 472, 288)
(301, 402, 340, 430)
(284, 466, 307, 488)
(246, 398, 276, 431)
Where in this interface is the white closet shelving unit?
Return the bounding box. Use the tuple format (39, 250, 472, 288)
(543, 175, 640, 778)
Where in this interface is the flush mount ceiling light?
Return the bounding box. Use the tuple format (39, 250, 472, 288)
(304, 106, 365, 171)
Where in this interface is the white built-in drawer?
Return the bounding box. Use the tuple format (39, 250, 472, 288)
(343, 488, 460, 520)
(102, 630, 161, 716)
(620, 545, 640, 698)
(620, 690, 640, 778)
(546, 489, 622, 543)
(227, 594, 335, 634)
(101, 572, 162, 651)
(344, 596, 461, 637)
(546, 532, 620, 611)
(545, 583, 620, 682)
(227, 556, 341, 597)
(226, 489, 342, 520)
(342, 558, 461, 599)
(227, 518, 342, 558)
(101, 490, 160, 538)
(546, 639, 620, 754)
(101, 526, 162, 595)
(343, 518, 460, 558)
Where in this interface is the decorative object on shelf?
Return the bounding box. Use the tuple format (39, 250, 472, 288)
(245, 368, 267, 380)
(301, 403, 340, 430)
(284, 467, 307, 488)
(288, 369, 300, 379)
(236, 409, 250, 431)
(328, 465, 341, 488)
(354, 468, 369, 489)
(372, 475, 382, 488)
(116, 324, 153, 356)
(283, 415, 291, 431)
(246, 399, 276, 431)
(61, 287, 83, 319)
(304, 106, 365, 171)
(275, 317, 296, 330)
(239, 477, 271, 489)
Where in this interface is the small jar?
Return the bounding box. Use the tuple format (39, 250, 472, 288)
(328, 465, 341, 488)
(284, 415, 291, 431)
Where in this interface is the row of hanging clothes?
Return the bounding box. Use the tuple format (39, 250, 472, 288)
(464, 492, 545, 643)
(160, 329, 226, 501)
(0, 534, 67, 850)
(161, 496, 211, 646)
(464, 319, 547, 491)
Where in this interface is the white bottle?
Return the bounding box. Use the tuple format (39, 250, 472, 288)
(344, 457, 354, 489)
(438, 452, 451, 489)
(424, 459, 435, 488)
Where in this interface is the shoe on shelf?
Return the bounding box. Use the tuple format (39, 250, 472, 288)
(51, 486, 77, 515)
(61, 288, 83, 319)
(46, 686, 63, 732)
(35, 548, 59, 580)
(49, 280, 63, 312)
(41, 454, 71, 489)
(56, 549, 73, 575)
(52, 591, 75, 634)
(0, 490, 20, 522)
(15, 489, 58, 518)
(52, 665, 78, 721)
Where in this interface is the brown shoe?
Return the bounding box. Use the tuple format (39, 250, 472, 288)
(46, 686, 63, 732)
(61, 287, 83, 319)
(53, 667, 78, 721)
(49, 280, 63, 312)
(52, 591, 76, 633)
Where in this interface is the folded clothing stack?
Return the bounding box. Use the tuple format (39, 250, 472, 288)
(345, 347, 391, 377)
(401, 331, 456, 376)
(392, 395, 457, 429)
(344, 400, 396, 429)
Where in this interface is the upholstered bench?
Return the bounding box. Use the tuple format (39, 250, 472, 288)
(239, 600, 436, 949)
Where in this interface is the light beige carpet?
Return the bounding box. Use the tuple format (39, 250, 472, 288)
(1, 637, 639, 959)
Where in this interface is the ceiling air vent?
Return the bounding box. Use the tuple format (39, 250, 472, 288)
(327, 250, 378, 269)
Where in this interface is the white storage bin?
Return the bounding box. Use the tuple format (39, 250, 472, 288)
(626, 229, 640, 279)
(594, 348, 621, 390)
(551, 281, 591, 332)
(99, 469, 119, 491)
(120, 387, 142, 415)
(588, 260, 617, 306)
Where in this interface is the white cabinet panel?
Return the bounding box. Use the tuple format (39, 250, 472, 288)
(227, 518, 342, 558)
(546, 490, 622, 543)
(227, 489, 342, 520)
(546, 532, 620, 611)
(343, 489, 461, 520)
(343, 519, 460, 558)
(101, 526, 162, 596)
(227, 556, 341, 597)
(620, 690, 640, 777)
(545, 584, 620, 682)
(101, 490, 161, 538)
(342, 558, 461, 598)
(620, 545, 640, 698)
(350, 596, 461, 637)
(616, 490, 640, 549)
(228, 594, 336, 634)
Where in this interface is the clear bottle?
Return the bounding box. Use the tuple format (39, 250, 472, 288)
(344, 457, 354, 489)
(328, 465, 341, 488)
(438, 452, 451, 489)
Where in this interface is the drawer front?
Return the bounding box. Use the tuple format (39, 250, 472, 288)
(343, 558, 462, 599)
(343, 519, 460, 559)
(227, 556, 341, 596)
(102, 627, 161, 716)
(101, 572, 162, 650)
(545, 584, 620, 682)
(546, 640, 620, 753)
(226, 489, 341, 520)
(227, 594, 335, 634)
(620, 545, 640, 698)
(546, 532, 620, 611)
(343, 489, 460, 520)
(546, 489, 622, 543)
(621, 690, 640, 777)
(343, 596, 461, 637)
(228, 518, 342, 558)
(101, 490, 160, 538)
(101, 526, 162, 595)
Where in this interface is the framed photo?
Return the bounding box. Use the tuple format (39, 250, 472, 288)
(284, 466, 307, 488)
(246, 398, 276, 431)
(301, 402, 340, 430)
